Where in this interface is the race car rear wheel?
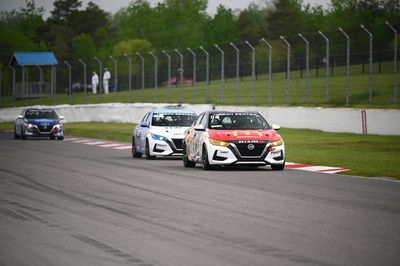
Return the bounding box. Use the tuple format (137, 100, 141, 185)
(183, 143, 195, 167)
(201, 145, 213, 170)
(145, 139, 155, 160)
(132, 137, 142, 158)
(271, 161, 285, 170)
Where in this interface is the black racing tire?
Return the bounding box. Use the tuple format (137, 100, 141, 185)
(271, 160, 285, 171)
(183, 143, 195, 167)
(20, 126, 27, 140)
(14, 125, 20, 139)
(145, 139, 155, 160)
(201, 144, 213, 170)
(132, 137, 142, 158)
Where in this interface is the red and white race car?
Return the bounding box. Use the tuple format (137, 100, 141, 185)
(161, 77, 193, 86)
(182, 110, 285, 170)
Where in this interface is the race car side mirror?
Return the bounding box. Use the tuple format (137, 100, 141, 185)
(18, 115, 23, 119)
(272, 124, 280, 131)
(140, 122, 148, 127)
(194, 124, 205, 131)
(59, 116, 64, 120)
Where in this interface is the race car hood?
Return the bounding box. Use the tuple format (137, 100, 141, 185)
(151, 126, 190, 139)
(25, 119, 60, 126)
(208, 129, 281, 142)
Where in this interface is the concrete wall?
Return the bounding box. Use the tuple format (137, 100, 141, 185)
(1, 103, 399, 135)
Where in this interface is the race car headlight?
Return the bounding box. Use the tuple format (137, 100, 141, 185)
(24, 122, 33, 128)
(151, 133, 168, 141)
(209, 138, 230, 147)
(55, 124, 62, 128)
(270, 138, 283, 147)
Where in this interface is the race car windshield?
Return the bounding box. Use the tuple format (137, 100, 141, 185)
(209, 113, 271, 130)
(25, 110, 58, 119)
(152, 113, 196, 127)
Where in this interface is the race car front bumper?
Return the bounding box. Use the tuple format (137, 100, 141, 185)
(149, 138, 184, 156)
(206, 141, 285, 166)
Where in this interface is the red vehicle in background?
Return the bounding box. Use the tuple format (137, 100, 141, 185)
(161, 77, 193, 86)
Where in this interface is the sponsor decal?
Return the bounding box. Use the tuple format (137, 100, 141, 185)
(238, 140, 264, 144)
(157, 143, 167, 147)
(233, 130, 263, 137)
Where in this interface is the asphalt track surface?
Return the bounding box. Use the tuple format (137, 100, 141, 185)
(0, 132, 399, 266)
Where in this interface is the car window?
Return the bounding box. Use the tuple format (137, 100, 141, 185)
(152, 113, 196, 127)
(200, 114, 208, 128)
(194, 113, 204, 126)
(25, 110, 58, 119)
(209, 113, 271, 130)
(141, 112, 150, 123)
(145, 113, 152, 124)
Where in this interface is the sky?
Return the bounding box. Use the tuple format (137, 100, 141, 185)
(1, 0, 331, 19)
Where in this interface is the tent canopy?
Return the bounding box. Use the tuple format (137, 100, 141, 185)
(9, 52, 58, 67)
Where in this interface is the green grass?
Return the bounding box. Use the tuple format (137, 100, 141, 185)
(2, 121, 399, 179)
(1, 61, 399, 109)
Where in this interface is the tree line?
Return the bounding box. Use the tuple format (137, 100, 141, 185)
(0, 0, 399, 83)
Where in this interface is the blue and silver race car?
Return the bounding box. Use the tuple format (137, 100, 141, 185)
(132, 109, 197, 159)
(14, 108, 65, 140)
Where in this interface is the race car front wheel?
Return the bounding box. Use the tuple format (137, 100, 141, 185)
(271, 160, 285, 170)
(20, 126, 27, 139)
(201, 145, 213, 170)
(145, 139, 155, 160)
(132, 138, 142, 158)
(14, 125, 20, 139)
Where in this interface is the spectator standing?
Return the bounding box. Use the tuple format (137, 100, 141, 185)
(103, 68, 111, 94)
(92, 72, 99, 94)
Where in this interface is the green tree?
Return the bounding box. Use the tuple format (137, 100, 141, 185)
(112, 39, 153, 75)
(204, 5, 239, 46)
(0, 0, 46, 74)
(72, 33, 96, 60)
(236, 9, 261, 43)
(265, 0, 304, 39)
(50, 0, 82, 22)
(69, 1, 110, 38)
(147, 0, 208, 50)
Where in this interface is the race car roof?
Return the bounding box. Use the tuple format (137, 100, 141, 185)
(153, 109, 196, 114)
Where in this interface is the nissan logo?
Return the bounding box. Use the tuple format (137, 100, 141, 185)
(247, 144, 255, 150)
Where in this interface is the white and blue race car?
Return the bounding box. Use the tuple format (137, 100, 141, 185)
(132, 109, 197, 159)
(14, 108, 65, 140)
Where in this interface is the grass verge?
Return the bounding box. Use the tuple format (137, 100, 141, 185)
(1, 121, 399, 179)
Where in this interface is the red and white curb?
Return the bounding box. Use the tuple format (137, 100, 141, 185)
(63, 137, 350, 174)
(285, 162, 350, 174)
(64, 137, 132, 150)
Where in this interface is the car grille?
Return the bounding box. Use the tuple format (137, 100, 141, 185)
(172, 139, 183, 150)
(235, 143, 266, 157)
(37, 126, 53, 133)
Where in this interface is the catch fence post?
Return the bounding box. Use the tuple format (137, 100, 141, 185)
(280, 36, 290, 106)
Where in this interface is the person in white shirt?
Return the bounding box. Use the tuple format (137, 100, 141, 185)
(92, 72, 98, 94)
(103, 68, 111, 94)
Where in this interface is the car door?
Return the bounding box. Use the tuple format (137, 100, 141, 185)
(15, 109, 26, 135)
(193, 113, 208, 161)
(136, 112, 150, 152)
